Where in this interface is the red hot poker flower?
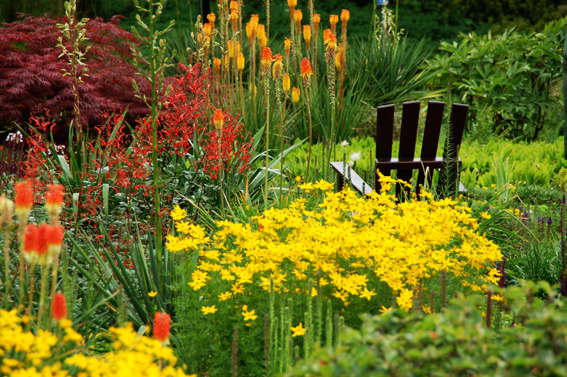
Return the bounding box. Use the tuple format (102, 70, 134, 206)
(51, 292, 67, 321)
(153, 312, 172, 342)
(14, 180, 33, 218)
(45, 184, 64, 219)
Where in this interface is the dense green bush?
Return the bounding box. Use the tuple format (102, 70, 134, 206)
(289, 282, 567, 377)
(429, 18, 567, 141)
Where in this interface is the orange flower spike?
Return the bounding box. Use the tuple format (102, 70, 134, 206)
(287, 0, 297, 19)
(213, 57, 222, 74)
(228, 40, 240, 58)
(284, 38, 292, 60)
(260, 47, 273, 76)
(23, 224, 39, 256)
(341, 9, 350, 23)
(294, 9, 303, 31)
(300, 58, 313, 86)
(14, 180, 33, 220)
(207, 12, 216, 27)
(153, 312, 172, 343)
(257, 24, 267, 48)
(330, 15, 339, 34)
(45, 224, 64, 257)
(282, 73, 291, 94)
(272, 54, 283, 80)
(212, 109, 225, 130)
(203, 23, 213, 36)
(230, 11, 239, 28)
(291, 87, 301, 104)
(237, 52, 245, 71)
(335, 44, 344, 70)
(51, 292, 67, 322)
(323, 29, 337, 51)
(230, 0, 239, 12)
(303, 25, 312, 46)
(36, 224, 49, 257)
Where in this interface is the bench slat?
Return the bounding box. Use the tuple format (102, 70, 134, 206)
(397, 101, 421, 197)
(375, 104, 395, 192)
(330, 161, 373, 195)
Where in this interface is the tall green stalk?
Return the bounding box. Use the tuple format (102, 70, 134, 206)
(131, 0, 175, 271)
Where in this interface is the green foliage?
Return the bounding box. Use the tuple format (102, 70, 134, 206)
(429, 18, 567, 141)
(351, 35, 442, 107)
(289, 281, 567, 377)
(460, 138, 567, 191)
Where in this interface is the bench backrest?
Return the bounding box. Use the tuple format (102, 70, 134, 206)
(375, 101, 468, 196)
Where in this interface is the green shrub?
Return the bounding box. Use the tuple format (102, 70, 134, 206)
(429, 18, 567, 141)
(289, 281, 567, 377)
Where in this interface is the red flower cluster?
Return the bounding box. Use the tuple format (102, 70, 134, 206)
(202, 111, 253, 180)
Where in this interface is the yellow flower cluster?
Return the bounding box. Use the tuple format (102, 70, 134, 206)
(0, 310, 193, 377)
(171, 174, 502, 312)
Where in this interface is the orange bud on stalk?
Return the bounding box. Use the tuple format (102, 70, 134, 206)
(341, 9, 350, 22)
(284, 38, 292, 60)
(303, 25, 311, 46)
(292, 87, 300, 104)
(330, 15, 339, 34)
(300, 58, 313, 86)
(14, 180, 33, 220)
(153, 312, 171, 343)
(260, 47, 272, 75)
(213, 109, 225, 129)
(45, 184, 64, 220)
(237, 52, 245, 71)
(272, 54, 283, 79)
(282, 73, 291, 94)
(51, 292, 67, 322)
(294, 9, 303, 30)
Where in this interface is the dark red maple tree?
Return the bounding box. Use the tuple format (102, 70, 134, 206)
(0, 14, 151, 142)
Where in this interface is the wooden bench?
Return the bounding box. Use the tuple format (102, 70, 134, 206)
(331, 101, 468, 198)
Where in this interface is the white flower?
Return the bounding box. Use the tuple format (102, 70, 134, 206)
(347, 160, 354, 167)
(340, 140, 349, 148)
(349, 151, 361, 162)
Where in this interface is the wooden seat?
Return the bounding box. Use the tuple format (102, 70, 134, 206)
(332, 101, 468, 198)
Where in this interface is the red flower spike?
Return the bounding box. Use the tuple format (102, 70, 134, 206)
(51, 292, 67, 321)
(23, 224, 39, 255)
(14, 180, 33, 212)
(153, 312, 171, 342)
(36, 224, 49, 257)
(45, 184, 64, 205)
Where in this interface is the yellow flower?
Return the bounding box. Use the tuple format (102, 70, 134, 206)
(359, 288, 376, 301)
(242, 309, 258, 321)
(202, 306, 218, 315)
(379, 306, 391, 314)
(480, 212, 491, 220)
(170, 206, 187, 221)
(396, 288, 414, 312)
(219, 291, 233, 301)
(148, 291, 157, 298)
(291, 322, 306, 337)
(295, 176, 302, 183)
(282, 73, 291, 94)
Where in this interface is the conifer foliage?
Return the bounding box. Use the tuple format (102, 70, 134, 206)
(0, 14, 151, 138)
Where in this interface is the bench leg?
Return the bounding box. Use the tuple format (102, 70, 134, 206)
(337, 174, 344, 192)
